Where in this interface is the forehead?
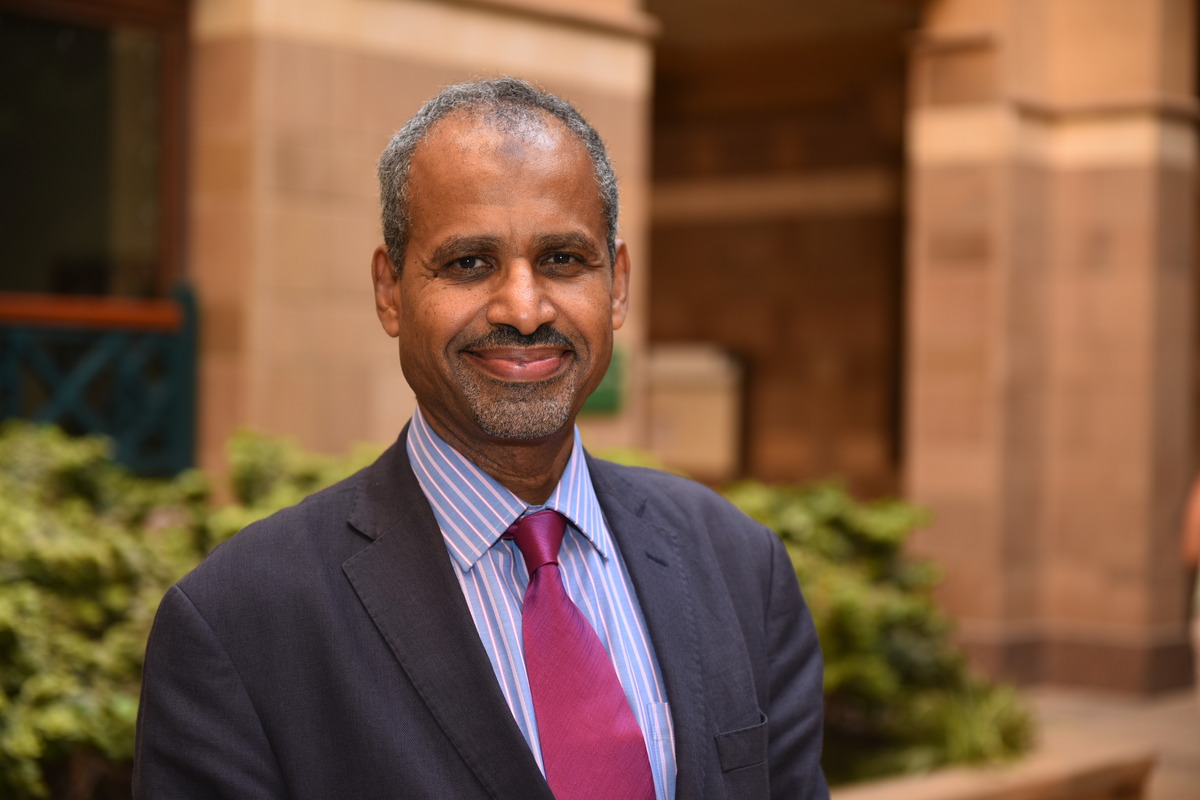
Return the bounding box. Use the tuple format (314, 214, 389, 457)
(434, 105, 563, 150)
(410, 111, 593, 191)
(403, 110, 604, 241)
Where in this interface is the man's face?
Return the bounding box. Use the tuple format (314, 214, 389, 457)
(373, 113, 629, 447)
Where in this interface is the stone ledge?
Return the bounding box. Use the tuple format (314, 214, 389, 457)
(831, 747, 1156, 800)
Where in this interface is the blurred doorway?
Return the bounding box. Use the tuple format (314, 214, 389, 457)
(645, 0, 922, 495)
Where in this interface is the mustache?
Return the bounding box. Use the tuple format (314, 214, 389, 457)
(461, 324, 574, 351)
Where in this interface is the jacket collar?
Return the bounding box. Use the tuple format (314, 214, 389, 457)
(343, 434, 757, 800)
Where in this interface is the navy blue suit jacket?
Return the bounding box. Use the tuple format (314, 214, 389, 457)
(134, 434, 828, 799)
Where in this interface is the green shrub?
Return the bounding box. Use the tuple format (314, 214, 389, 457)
(0, 423, 208, 799)
(0, 425, 378, 799)
(0, 425, 1031, 797)
(723, 480, 1033, 783)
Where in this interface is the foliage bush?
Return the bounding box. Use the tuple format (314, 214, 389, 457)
(723, 481, 1032, 783)
(0, 424, 1030, 797)
(0, 423, 207, 799)
(0, 423, 377, 799)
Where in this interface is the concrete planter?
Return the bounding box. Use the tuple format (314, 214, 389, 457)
(831, 747, 1155, 800)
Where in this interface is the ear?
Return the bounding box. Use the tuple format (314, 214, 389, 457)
(372, 245, 402, 338)
(610, 239, 630, 331)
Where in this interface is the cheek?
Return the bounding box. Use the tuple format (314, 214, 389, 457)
(396, 301, 442, 368)
(566, 292, 617, 340)
(403, 295, 487, 361)
(405, 294, 452, 338)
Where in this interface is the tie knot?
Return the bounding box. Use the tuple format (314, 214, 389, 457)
(507, 509, 567, 575)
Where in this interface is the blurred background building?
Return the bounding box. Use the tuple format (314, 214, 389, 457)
(0, 0, 1195, 694)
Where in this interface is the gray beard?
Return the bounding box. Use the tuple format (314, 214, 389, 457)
(457, 373, 577, 440)
(444, 323, 592, 440)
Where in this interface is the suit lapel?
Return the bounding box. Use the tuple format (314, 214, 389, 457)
(589, 456, 764, 800)
(588, 456, 711, 798)
(342, 435, 553, 800)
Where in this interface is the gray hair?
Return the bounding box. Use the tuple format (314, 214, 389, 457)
(377, 77, 619, 272)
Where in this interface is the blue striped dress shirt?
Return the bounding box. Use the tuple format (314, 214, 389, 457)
(406, 408, 677, 800)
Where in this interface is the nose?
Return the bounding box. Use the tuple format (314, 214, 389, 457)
(485, 262, 555, 335)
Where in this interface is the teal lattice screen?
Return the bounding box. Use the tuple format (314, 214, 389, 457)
(0, 286, 197, 475)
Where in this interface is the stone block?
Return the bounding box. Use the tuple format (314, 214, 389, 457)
(831, 747, 1155, 800)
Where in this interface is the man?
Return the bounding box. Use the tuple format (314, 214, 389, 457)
(134, 77, 828, 799)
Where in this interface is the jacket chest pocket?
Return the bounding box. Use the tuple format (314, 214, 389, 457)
(714, 713, 769, 798)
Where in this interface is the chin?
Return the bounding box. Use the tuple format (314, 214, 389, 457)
(471, 400, 574, 440)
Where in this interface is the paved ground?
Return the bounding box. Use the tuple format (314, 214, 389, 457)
(1030, 688, 1200, 800)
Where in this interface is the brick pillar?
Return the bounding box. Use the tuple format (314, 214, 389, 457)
(906, 0, 1196, 692)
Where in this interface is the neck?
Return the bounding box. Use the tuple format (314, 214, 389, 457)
(421, 411, 575, 505)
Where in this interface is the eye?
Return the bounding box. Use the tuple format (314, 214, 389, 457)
(435, 255, 493, 283)
(449, 256, 488, 272)
(542, 252, 590, 275)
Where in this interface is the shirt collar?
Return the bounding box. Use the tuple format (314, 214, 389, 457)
(406, 407, 610, 573)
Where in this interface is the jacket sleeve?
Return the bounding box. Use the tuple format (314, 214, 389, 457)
(764, 533, 829, 800)
(133, 585, 287, 800)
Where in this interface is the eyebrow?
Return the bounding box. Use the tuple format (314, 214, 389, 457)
(423, 235, 505, 269)
(532, 232, 604, 261)
(423, 232, 605, 268)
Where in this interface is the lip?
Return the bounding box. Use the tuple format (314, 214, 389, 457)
(462, 347, 572, 382)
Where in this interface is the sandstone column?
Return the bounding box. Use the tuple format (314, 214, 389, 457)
(906, 0, 1196, 691)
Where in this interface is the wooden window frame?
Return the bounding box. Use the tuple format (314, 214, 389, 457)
(0, 0, 188, 298)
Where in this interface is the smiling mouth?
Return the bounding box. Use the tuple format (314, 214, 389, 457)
(462, 347, 573, 382)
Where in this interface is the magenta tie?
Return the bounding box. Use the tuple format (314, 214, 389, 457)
(507, 510, 655, 800)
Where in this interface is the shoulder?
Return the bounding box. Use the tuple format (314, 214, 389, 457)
(589, 457, 753, 521)
(215, 467, 365, 556)
(591, 459, 731, 512)
(588, 457, 781, 567)
(192, 434, 418, 574)
(174, 463, 379, 611)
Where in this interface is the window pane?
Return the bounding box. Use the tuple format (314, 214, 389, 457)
(0, 12, 162, 297)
